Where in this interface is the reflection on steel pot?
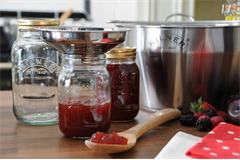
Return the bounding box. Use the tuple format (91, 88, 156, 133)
(107, 20, 240, 114)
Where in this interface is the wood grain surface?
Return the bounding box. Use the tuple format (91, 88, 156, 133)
(0, 91, 208, 159)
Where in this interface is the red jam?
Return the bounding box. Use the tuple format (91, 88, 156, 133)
(58, 100, 111, 138)
(107, 63, 140, 122)
(90, 132, 128, 145)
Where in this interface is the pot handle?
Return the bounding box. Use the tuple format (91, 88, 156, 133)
(164, 13, 195, 22)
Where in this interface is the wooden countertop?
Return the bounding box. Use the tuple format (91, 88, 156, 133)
(0, 91, 208, 159)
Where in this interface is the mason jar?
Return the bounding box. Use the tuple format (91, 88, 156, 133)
(11, 19, 60, 125)
(222, 0, 240, 20)
(106, 47, 140, 122)
(58, 53, 111, 139)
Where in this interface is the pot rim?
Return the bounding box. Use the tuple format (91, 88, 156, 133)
(36, 26, 131, 32)
(106, 20, 240, 28)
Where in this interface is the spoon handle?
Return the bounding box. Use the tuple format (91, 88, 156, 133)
(124, 108, 181, 138)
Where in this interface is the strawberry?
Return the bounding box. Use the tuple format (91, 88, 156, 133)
(201, 102, 218, 112)
(190, 97, 218, 113)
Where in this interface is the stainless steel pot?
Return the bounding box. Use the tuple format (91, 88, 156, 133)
(107, 19, 240, 114)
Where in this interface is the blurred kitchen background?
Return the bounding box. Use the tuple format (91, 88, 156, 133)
(0, 0, 226, 90)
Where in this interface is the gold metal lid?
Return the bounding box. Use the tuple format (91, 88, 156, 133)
(106, 47, 136, 59)
(18, 19, 59, 29)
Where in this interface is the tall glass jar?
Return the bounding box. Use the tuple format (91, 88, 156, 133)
(222, 0, 240, 20)
(58, 53, 111, 139)
(11, 19, 60, 125)
(233, 0, 240, 21)
(106, 47, 140, 122)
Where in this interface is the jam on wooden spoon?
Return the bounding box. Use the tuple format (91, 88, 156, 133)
(90, 132, 128, 145)
(85, 108, 181, 153)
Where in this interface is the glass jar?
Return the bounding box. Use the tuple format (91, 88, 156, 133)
(58, 54, 111, 139)
(233, 0, 240, 21)
(11, 19, 60, 125)
(106, 47, 140, 122)
(222, 0, 240, 20)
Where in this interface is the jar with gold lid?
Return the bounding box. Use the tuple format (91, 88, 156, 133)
(106, 47, 140, 122)
(11, 19, 60, 125)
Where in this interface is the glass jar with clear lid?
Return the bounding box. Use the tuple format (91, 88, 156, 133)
(11, 19, 60, 125)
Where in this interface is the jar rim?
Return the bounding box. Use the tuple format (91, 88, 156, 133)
(18, 19, 59, 30)
(61, 54, 106, 66)
(106, 47, 136, 59)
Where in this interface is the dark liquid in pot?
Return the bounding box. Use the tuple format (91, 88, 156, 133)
(146, 51, 240, 113)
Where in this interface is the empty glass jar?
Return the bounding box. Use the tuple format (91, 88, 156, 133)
(11, 19, 60, 125)
(58, 53, 111, 139)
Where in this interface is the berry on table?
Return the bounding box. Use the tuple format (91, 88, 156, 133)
(211, 116, 225, 128)
(194, 112, 204, 119)
(195, 119, 211, 131)
(190, 97, 218, 113)
(205, 109, 217, 118)
(198, 115, 210, 121)
(179, 114, 197, 126)
(217, 111, 227, 121)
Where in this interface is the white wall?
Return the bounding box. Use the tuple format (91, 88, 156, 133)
(91, 0, 150, 27)
(1, 0, 149, 26)
(154, 0, 195, 21)
(0, 0, 85, 12)
(0, 0, 195, 27)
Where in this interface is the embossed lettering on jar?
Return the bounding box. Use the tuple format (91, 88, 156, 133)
(11, 19, 60, 125)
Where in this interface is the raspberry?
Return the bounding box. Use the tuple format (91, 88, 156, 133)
(210, 116, 225, 128)
(217, 111, 227, 121)
(205, 109, 217, 118)
(194, 112, 204, 119)
(196, 119, 211, 131)
(198, 115, 210, 121)
(179, 114, 197, 126)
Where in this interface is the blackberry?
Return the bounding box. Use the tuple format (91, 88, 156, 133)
(179, 114, 197, 126)
(196, 119, 211, 131)
(205, 109, 217, 118)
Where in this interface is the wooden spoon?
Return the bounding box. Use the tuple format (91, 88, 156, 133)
(85, 108, 181, 154)
(60, 8, 73, 25)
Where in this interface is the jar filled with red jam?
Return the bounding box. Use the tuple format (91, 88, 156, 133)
(58, 54, 111, 139)
(106, 47, 140, 122)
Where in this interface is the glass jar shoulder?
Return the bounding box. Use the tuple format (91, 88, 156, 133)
(59, 67, 109, 80)
(11, 37, 59, 63)
(12, 37, 51, 49)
